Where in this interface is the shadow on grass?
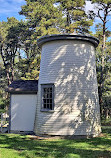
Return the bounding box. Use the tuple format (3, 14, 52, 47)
(0, 127, 111, 158)
(102, 126, 111, 135)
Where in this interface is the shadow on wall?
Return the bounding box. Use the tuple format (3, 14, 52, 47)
(38, 41, 101, 136)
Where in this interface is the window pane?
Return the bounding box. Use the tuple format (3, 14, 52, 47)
(50, 93, 52, 98)
(44, 88, 47, 92)
(47, 88, 50, 93)
(42, 85, 54, 110)
(47, 99, 49, 103)
(44, 94, 47, 98)
(43, 99, 46, 103)
(46, 94, 49, 98)
(50, 105, 52, 110)
(47, 104, 49, 109)
(50, 99, 52, 103)
(44, 104, 46, 108)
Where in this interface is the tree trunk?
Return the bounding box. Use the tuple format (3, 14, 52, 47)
(66, 10, 71, 33)
(98, 5, 107, 115)
(6, 69, 11, 86)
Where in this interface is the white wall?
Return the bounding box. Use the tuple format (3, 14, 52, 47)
(11, 94, 37, 132)
(34, 40, 101, 136)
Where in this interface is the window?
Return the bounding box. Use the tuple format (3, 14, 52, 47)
(41, 84, 54, 111)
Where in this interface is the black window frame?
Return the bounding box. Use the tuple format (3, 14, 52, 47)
(41, 84, 54, 111)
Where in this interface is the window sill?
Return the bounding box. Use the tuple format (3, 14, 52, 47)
(40, 109, 54, 112)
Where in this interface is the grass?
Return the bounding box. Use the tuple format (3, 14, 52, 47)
(0, 127, 111, 158)
(101, 118, 111, 126)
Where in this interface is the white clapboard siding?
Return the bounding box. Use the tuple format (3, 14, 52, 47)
(34, 40, 101, 136)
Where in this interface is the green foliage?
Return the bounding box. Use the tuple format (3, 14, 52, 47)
(94, 30, 111, 119)
(19, 55, 41, 80)
(0, 17, 41, 112)
(0, 57, 9, 112)
(0, 97, 9, 112)
(101, 117, 111, 125)
(91, 0, 111, 118)
(96, 44, 111, 109)
(20, 0, 93, 34)
(92, 0, 111, 4)
(13, 20, 41, 80)
(56, 0, 93, 33)
(0, 17, 20, 85)
(20, 0, 61, 36)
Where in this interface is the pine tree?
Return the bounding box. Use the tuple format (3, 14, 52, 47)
(20, 0, 93, 34)
(56, 0, 93, 33)
(92, 0, 111, 117)
(19, 0, 61, 36)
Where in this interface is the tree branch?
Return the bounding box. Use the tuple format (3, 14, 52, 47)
(98, 10, 104, 22)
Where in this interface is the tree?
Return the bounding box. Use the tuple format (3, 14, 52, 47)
(0, 57, 8, 112)
(14, 20, 41, 80)
(0, 17, 22, 112)
(19, 0, 61, 36)
(56, 0, 93, 33)
(0, 18, 41, 113)
(0, 17, 20, 85)
(20, 0, 93, 34)
(92, 0, 111, 117)
(18, 0, 62, 79)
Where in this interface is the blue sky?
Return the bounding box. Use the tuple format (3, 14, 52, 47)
(0, 0, 26, 21)
(0, 0, 111, 37)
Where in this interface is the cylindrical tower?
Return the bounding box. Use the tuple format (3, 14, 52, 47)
(34, 34, 101, 136)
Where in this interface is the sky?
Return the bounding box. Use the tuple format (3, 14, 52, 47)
(0, 0, 26, 21)
(0, 0, 111, 36)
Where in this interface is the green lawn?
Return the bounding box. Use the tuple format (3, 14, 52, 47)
(0, 127, 111, 158)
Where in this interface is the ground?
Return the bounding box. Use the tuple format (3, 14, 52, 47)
(0, 126, 111, 158)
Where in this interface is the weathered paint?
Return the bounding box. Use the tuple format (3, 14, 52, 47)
(34, 39, 101, 136)
(10, 94, 37, 132)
